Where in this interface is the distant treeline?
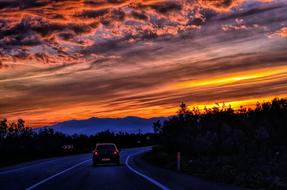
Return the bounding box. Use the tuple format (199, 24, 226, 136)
(149, 98, 287, 189)
(0, 119, 156, 166)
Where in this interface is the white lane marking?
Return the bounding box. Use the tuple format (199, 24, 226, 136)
(125, 150, 170, 190)
(25, 159, 91, 190)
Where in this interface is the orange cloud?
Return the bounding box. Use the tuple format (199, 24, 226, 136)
(275, 27, 287, 38)
(0, 0, 276, 66)
(198, 0, 245, 12)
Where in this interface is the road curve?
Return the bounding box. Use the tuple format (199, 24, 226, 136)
(0, 146, 245, 190)
(0, 147, 161, 190)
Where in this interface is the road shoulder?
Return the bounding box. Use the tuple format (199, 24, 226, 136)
(129, 152, 245, 190)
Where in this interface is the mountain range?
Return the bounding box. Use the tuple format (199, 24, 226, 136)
(38, 116, 166, 135)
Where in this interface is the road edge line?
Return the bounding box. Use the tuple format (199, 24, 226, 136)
(25, 159, 91, 190)
(125, 150, 170, 190)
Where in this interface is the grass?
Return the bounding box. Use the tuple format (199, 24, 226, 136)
(143, 145, 287, 190)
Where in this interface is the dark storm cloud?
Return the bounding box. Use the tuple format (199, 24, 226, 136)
(0, 0, 49, 9)
(148, 1, 182, 13)
(1, 16, 93, 38)
(131, 11, 148, 21)
(75, 9, 110, 19)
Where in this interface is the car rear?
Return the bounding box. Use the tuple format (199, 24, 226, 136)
(92, 143, 120, 166)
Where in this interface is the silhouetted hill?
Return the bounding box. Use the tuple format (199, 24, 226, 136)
(39, 116, 166, 135)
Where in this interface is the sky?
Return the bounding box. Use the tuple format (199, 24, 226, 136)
(0, 0, 287, 127)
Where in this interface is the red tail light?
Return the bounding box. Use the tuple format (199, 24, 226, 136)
(94, 151, 99, 156)
(113, 151, 118, 155)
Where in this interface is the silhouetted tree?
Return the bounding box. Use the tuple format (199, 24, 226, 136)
(154, 98, 287, 189)
(17, 119, 25, 131)
(0, 118, 8, 139)
(153, 120, 162, 134)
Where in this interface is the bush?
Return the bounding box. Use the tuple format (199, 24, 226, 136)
(151, 98, 287, 189)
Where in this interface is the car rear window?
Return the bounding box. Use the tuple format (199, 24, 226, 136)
(96, 144, 116, 151)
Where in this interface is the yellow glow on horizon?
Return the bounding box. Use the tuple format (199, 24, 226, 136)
(174, 66, 287, 89)
(5, 95, 287, 128)
(3, 65, 287, 128)
(186, 96, 286, 110)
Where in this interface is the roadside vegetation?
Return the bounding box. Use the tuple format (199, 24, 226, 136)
(0, 119, 155, 167)
(145, 98, 287, 189)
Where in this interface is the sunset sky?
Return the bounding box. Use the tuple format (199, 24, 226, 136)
(0, 0, 287, 127)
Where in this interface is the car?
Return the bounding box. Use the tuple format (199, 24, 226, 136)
(92, 143, 120, 166)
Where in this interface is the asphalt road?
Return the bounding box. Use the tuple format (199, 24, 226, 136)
(0, 146, 162, 190)
(0, 146, 245, 190)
